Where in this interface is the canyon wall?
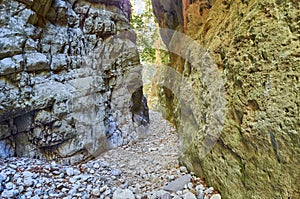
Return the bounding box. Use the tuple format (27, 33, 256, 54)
(152, 0, 299, 198)
(0, 0, 149, 164)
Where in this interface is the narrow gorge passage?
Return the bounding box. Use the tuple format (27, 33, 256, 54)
(96, 111, 222, 199)
(0, 112, 221, 199)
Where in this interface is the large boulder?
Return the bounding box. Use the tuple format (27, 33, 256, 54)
(0, 0, 149, 163)
(152, 0, 299, 198)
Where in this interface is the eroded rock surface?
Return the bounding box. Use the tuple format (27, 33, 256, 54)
(0, 0, 149, 163)
(152, 0, 299, 198)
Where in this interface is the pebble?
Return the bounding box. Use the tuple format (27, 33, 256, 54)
(1, 189, 17, 198)
(164, 174, 191, 192)
(23, 171, 33, 178)
(24, 178, 34, 186)
(204, 187, 214, 194)
(66, 167, 74, 176)
(183, 191, 197, 199)
(92, 188, 100, 196)
(211, 194, 222, 199)
(93, 163, 100, 169)
(113, 188, 135, 199)
(111, 169, 122, 176)
(5, 182, 14, 190)
(180, 166, 188, 173)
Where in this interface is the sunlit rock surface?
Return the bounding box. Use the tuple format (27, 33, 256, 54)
(152, 0, 299, 198)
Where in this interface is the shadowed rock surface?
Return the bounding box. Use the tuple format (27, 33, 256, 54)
(0, 0, 149, 164)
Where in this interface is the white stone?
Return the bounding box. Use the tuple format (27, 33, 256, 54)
(66, 168, 74, 176)
(113, 188, 135, 199)
(183, 191, 197, 199)
(211, 194, 222, 199)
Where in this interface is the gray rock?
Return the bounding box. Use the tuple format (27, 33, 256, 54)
(5, 182, 14, 190)
(66, 168, 74, 176)
(204, 187, 214, 194)
(100, 185, 107, 193)
(23, 171, 33, 178)
(167, 175, 175, 181)
(1, 189, 18, 198)
(111, 169, 122, 176)
(164, 175, 191, 192)
(0, 0, 148, 164)
(103, 189, 112, 196)
(93, 163, 100, 169)
(0, 174, 4, 183)
(68, 189, 77, 196)
(113, 188, 135, 199)
(156, 190, 171, 199)
(195, 184, 205, 193)
(197, 192, 204, 199)
(179, 166, 188, 173)
(73, 169, 81, 175)
(23, 178, 34, 186)
(183, 191, 197, 199)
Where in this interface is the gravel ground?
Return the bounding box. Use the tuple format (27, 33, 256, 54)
(0, 111, 221, 199)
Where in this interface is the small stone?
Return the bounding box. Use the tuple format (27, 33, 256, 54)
(9, 164, 18, 169)
(25, 191, 33, 197)
(93, 163, 100, 169)
(195, 184, 205, 193)
(5, 182, 14, 190)
(34, 188, 43, 196)
(68, 189, 77, 196)
(24, 178, 34, 186)
(113, 188, 135, 199)
(0, 184, 4, 192)
(36, 183, 42, 188)
(92, 188, 100, 196)
(198, 192, 204, 199)
(61, 188, 69, 192)
(1, 189, 17, 198)
(204, 187, 214, 194)
(156, 190, 171, 199)
(23, 171, 33, 178)
(111, 169, 122, 176)
(100, 161, 109, 168)
(74, 169, 81, 175)
(66, 168, 74, 176)
(100, 186, 107, 193)
(183, 191, 197, 199)
(0, 175, 4, 183)
(50, 161, 57, 167)
(167, 175, 175, 181)
(164, 175, 191, 192)
(211, 194, 221, 199)
(103, 189, 111, 196)
(187, 182, 194, 190)
(179, 166, 188, 173)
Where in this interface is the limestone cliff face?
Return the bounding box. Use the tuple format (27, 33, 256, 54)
(152, 0, 299, 198)
(0, 0, 149, 163)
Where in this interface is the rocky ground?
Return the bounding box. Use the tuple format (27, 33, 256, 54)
(0, 111, 221, 199)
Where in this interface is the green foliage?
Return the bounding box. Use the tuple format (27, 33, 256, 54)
(130, 0, 169, 65)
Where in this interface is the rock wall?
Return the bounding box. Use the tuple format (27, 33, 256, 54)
(152, 0, 299, 198)
(0, 0, 149, 164)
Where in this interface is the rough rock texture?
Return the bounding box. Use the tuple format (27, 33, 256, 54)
(0, 0, 149, 163)
(152, 0, 299, 198)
